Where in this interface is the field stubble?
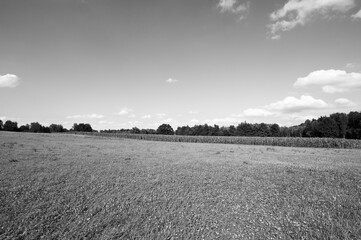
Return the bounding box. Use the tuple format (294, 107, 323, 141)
(0, 131, 360, 239)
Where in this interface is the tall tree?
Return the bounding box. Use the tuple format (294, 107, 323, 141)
(330, 113, 348, 138)
(30, 122, 43, 133)
(3, 120, 18, 132)
(315, 116, 339, 138)
(270, 123, 280, 137)
(156, 124, 174, 135)
(0, 119, 3, 130)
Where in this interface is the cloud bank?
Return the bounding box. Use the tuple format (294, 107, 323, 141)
(0, 74, 20, 88)
(268, 0, 355, 39)
(294, 69, 361, 93)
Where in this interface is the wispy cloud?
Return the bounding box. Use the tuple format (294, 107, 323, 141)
(0, 74, 20, 88)
(117, 108, 133, 116)
(66, 114, 104, 119)
(156, 113, 166, 118)
(141, 115, 152, 119)
(268, 0, 355, 39)
(294, 69, 361, 93)
(189, 111, 199, 114)
(99, 120, 115, 125)
(166, 78, 178, 84)
(218, 0, 250, 20)
(243, 108, 273, 117)
(351, 9, 361, 19)
(335, 98, 357, 107)
(206, 117, 238, 126)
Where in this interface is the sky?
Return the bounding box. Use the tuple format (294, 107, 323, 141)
(1, 0, 361, 130)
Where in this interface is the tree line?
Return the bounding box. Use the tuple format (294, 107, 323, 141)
(1, 111, 360, 139)
(101, 111, 361, 139)
(0, 121, 95, 133)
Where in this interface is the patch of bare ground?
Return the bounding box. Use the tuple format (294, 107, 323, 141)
(1, 132, 360, 239)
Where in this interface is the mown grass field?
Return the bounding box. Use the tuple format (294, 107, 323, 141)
(1, 131, 361, 239)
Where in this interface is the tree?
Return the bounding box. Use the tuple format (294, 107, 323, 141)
(72, 123, 93, 132)
(3, 120, 18, 132)
(236, 122, 254, 136)
(19, 124, 30, 132)
(30, 122, 43, 133)
(0, 119, 3, 130)
(229, 125, 236, 136)
(330, 113, 348, 138)
(131, 127, 140, 134)
(347, 111, 361, 139)
(49, 124, 65, 133)
(315, 116, 339, 138)
(156, 124, 174, 135)
(270, 123, 280, 137)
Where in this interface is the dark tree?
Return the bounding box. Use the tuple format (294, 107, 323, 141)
(330, 113, 348, 138)
(3, 120, 18, 132)
(302, 119, 318, 137)
(346, 111, 361, 139)
(315, 116, 339, 138)
(140, 129, 156, 134)
(0, 119, 3, 130)
(30, 122, 43, 133)
(156, 124, 174, 135)
(49, 124, 65, 133)
(72, 123, 93, 132)
(209, 125, 220, 136)
(131, 127, 140, 134)
(236, 122, 254, 136)
(270, 123, 280, 137)
(19, 124, 30, 132)
(219, 126, 230, 136)
(228, 125, 236, 136)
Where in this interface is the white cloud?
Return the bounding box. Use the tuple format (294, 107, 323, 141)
(190, 119, 200, 124)
(99, 120, 115, 125)
(268, 0, 355, 38)
(241, 95, 328, 119)
(266, 95, 328, 113)
(218, 0, 250, 20)
(294, 69, 361, 93)
(117, 108, 133, 115)
(141, 115, 152, 119)
(189, 111, 199, 114)
(156, 113, 166, 118)
(166, 78, 178, 84)
(243, 108, 273, 117)
(0, 116, 8, 121)
(345, 62, 356, 68)
(352, 9, 361, 19)
(66, 114, 104, 119)
(0, 74, 20, 88)
(162, 118, 173, 123)
(207, 117, 238, 126)
(335, 98, 357, 107)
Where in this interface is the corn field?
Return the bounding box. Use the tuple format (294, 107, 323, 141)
(72, 132, 361, 149)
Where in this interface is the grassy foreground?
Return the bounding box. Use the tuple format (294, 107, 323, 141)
(1, 132, 361, 239)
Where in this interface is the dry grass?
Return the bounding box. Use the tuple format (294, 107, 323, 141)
(1, 131, 360, 239)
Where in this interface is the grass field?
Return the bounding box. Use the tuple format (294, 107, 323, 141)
(1, 131, 361, 239)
